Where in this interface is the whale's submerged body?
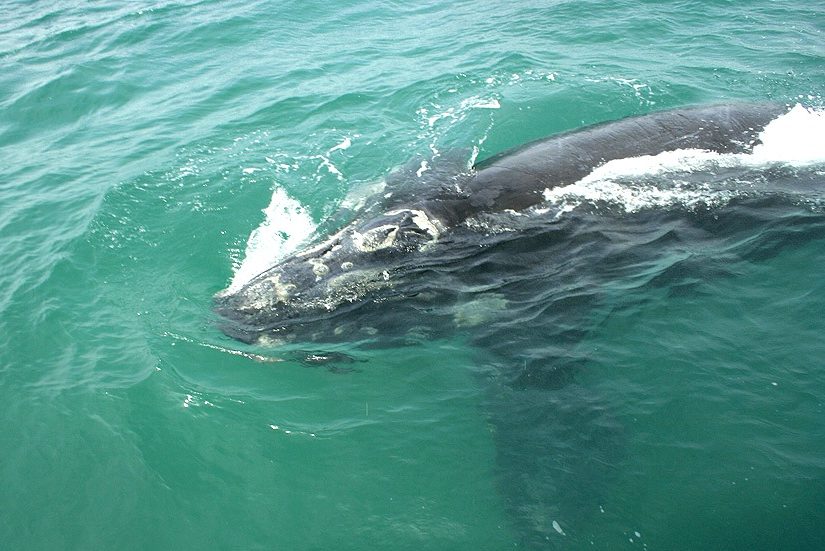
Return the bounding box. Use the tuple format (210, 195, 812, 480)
(215, 103, 825, 544)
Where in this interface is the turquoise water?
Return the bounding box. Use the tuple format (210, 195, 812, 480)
(2, 1, 824, 549)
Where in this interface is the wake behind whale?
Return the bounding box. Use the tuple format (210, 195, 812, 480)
(214, 103, 825, 545)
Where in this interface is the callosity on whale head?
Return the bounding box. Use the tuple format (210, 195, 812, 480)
(214, 207, 445, 343)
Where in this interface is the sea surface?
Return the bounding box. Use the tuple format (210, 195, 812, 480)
(1, 1, 824, 549)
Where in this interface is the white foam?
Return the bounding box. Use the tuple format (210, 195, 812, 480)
(543, 178, 731, 214)
(420, 95, 501, 129)
(460, 96, 501, 110)
(328, 136, 352, 153)
(578, 148, 719, 184)
(751, 104, 825, 164)
(315, 155, 343, 180)
(224, 187, 316, 293)
(543, 104, 825, 213)
(586, 76, 656, 105)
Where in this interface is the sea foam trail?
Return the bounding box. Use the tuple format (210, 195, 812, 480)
(542, 104, 825, 213)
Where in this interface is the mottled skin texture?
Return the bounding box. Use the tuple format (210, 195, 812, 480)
(215, 104, 788, 344)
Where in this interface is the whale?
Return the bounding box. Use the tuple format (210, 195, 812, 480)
(214, 103, 791, 346)
(214, 102, 825, 545)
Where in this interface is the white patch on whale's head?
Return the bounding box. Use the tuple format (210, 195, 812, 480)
(392, 208, 443, 243)
(352, 224, 400, 252)
(307, 257, 330, 280)
(264, 273, 295, 305)
(350, 208, 444, 253)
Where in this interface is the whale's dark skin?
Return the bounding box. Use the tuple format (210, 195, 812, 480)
(214, 103, 789, 345)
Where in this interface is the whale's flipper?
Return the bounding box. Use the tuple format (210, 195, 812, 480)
(485, 378, 624, 546)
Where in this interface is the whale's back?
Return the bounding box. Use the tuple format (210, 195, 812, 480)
(467, 104, 789, 212)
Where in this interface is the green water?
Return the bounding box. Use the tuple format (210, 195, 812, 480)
(2, 1, 824, 549)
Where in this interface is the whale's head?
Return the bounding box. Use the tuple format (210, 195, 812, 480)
(214, 208, 445, 344)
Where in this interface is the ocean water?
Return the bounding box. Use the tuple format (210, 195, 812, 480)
(1, 1, 824, 549)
